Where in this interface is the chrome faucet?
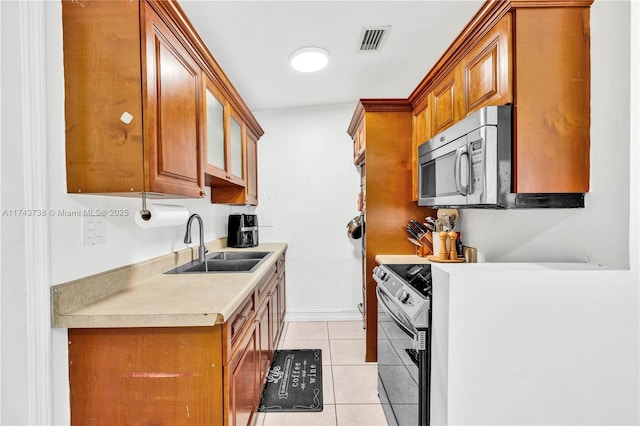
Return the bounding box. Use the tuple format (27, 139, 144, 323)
(184, 214, 207, 264)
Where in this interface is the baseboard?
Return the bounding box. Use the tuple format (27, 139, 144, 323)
(284, 309, 363, 322)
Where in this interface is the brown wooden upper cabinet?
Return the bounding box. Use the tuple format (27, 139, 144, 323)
(63, 1, 204, 198)
(203, 76, 245, 187)
(204, 76, 228, 180)
(203, 75, 258, 205)
(62, 0, 263, 203)
(409, 0, 591, 198)
(245, 131, 259, 206)
(144, 7, 205, 197)
(411, 97, 432, 200)
(203, 73, 260, 206)
(459, 14, 512, 117)
(431, 72, 458, 136)
(352, 121, 366, 166)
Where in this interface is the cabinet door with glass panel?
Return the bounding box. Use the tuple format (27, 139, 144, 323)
(203, 74, 246, 188)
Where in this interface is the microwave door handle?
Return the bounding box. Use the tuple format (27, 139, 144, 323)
(454, 146, 469, 195)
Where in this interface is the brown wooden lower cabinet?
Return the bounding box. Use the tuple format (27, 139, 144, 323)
(226, 322, 258, 426)
(68, 327, 225, 425)
(68, 254, 286, 425)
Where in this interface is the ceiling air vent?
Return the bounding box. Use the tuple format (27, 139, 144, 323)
(357, 26, 391, 52)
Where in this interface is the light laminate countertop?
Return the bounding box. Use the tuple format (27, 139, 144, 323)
(375, 254, 433, 264)
(51, 242, 287, 329)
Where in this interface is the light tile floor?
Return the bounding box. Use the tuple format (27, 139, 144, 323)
(254, 321, 389, 426)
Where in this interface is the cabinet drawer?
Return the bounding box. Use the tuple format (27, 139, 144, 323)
(255, 265, 277, 306)
(229, 296, 255, 348)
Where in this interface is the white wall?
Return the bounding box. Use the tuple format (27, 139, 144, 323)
(254, 104, 363, 320)
(458, 0, 631, 268)
(1, 2, 30, 421)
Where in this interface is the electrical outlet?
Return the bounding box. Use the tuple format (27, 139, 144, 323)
(82, 215, 106, 246)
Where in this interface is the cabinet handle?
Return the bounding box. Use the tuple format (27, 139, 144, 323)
(235, 313, 249, 332)
(119, 111, 133, 124)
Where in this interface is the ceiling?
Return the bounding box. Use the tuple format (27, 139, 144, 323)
(179, 1, 483, 112)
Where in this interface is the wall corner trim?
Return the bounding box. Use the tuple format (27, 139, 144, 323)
(19, 2, 53, 424)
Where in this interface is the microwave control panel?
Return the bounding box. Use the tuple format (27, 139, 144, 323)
(470, 139, 484, 193)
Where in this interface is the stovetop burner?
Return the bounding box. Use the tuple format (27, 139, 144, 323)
(384, 264, 432, 298)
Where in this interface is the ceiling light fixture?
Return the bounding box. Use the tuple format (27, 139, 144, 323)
(289, 47, 329, 73)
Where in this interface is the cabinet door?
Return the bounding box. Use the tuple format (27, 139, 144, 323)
(203, 74, 228, 181)
(62, 0, 145, 195)
(513, 7, 590, 193)
(205, 77, 254, 205)
(256, 300, 272, 388)
(412, 97, 432, 201)
(432, 73, 457, 135)
(143, 5, 204, 197)
(354, 121, 365, 165)
(245, 130, 258, 205)
(277, 272, 286, 337)
(460, 14, 512, 116)
(68, 327, 224, 425)
(269, 283, 279, 349)
(228, 326, 258, 426)
(228, 107, 246, 185)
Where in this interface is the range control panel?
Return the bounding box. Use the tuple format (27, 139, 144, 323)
(373, 265, 430, 329)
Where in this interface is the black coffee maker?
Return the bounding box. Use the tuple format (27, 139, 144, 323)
(227, 214, 259, 248)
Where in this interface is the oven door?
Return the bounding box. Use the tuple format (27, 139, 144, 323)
(377, 286, 423, 426)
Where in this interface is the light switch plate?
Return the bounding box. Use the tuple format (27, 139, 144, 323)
(82, 215, 106, 245)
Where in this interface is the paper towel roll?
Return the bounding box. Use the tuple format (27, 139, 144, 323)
(134, 204, 189, 228)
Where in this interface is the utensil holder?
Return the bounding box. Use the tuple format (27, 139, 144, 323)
(431, 231, 440, 256)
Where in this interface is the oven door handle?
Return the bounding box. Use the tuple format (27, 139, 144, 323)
(376, 287, 416, 339)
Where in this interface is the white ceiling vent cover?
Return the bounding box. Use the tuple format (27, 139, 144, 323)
(358, 26, 392, 52)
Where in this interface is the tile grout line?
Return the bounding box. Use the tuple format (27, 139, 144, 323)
(326, 322, 340, 426)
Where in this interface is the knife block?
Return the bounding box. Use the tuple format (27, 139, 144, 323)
(416, 244, 430, 257)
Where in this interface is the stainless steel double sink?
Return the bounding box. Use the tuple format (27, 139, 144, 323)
(165, 251, 273, 274)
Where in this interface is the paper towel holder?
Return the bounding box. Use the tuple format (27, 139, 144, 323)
(139, 192, 151, 221)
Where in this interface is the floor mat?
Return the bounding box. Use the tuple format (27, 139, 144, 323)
(258, 349, 323, 412)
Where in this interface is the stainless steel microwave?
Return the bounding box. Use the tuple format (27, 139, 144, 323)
(417, 105, 584, 209)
